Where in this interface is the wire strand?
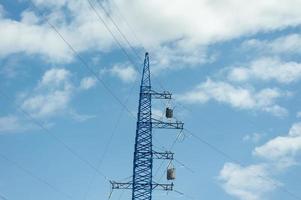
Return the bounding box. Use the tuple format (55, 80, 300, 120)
(0, 194, 8, 200)
(83, 80, 139, 200)
(94, 0, 143, 61)
(183, 127, 301, 200)
(0, 90, 109, 182)
(87, 0, 142, 73)
(0, 153, 74, 200)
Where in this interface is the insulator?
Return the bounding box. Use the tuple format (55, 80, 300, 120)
(166, 107, 173, 118)
(167, 167, 176, 180)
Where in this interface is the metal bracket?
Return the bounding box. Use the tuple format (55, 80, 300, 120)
(110, 181, 173, 191)
(152, 151, 174, 160)
(150, 90, 172, 99)
(151, 118, 184, 129)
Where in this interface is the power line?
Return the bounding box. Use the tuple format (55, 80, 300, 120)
(173, 189, 195, 200)
(88, 0, 170, 94)
(24, 2, 301, 200)
(88, 0, 173, 101)
(0, 90, 109, 181)
(110, 0, 147, 53)
(153, 131, 186, 178)
(183, 127, 301, 200)
(0, 194, 8, 200)
(94, 0, 143, 61)
(83, 80, 139, 200)
(0, 153, 74, 200)
(87, 0, 142, 72)
(28, 1, 137, 121)
(27, 3, 192, 196)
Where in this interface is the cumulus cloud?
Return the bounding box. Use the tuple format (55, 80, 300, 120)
(243, 133, 264, 143)
(0, 16, 73, 62)
(228, 58, 301, 84)
(0, 116, 27, 133)
(1, 0, 301, 67)
(80, 76, 97, 90)
(253, 122, 301, 168)
(0, 2, 113, 63)
(243, 34, 301, 55)
(178, 79, 287, 116)
(219, 122, 301, 199)
(109, 64, 137, 83)
(108, 0, 301, 47)
(20, 68, 73, 118)
(0, 68, 96, 134)
(218, 163, 278, 200)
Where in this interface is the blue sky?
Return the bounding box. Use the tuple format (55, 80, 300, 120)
(1, 1, 301, 200)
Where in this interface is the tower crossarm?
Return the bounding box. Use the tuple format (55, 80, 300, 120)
(110, 181, 133, 190)
(150, 90, 172, 99)
(151, 118, 184, 130)
(152, 151, 174, 160)
(152, 182, 174, 191)
(110, 181, 173, 191)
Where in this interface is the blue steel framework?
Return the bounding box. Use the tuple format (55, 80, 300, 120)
(110, 53, 184, 200)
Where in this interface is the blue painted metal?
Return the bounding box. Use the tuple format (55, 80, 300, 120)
(131, 52, 153, 200)
(109, 52, 183, 199)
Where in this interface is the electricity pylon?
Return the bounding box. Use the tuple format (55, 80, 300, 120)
(110, 52, 184, 200)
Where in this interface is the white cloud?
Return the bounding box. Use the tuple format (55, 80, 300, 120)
(243, 133, 263, 143)
(0, 68, 95, 133)
(1, 0, 301, 67)
(0, 116, 27, 133)
(80, 76, 97, 90)
(253, 122, 301, 168)
(110, 65, 137, 83)
(150, 45, 216, 72)
(0, 5, 5, 18)
(0, 3, 113, 63)
(0, 17, 73, 62)
(228, 58, 301, 84)
(218, 163, 278, 200)
(40, 68, 71, 87)
(152, 108, 164, 119)
(68, 110, 96, 122)
(19, 68, 97, 121)
(21, 68, 73, 118)
(220, 122, 301, 199)
(243, 34, 301, 55)
(178, 79, 287, 116)
(0, 58, 22, 79)
(109, 0, 301, 47)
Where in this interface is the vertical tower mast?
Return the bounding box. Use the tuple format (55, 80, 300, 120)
(132, 52, 153, 200)
(110, 53, 184, 200)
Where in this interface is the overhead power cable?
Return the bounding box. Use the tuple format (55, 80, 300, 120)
(27, 2, 301, 200)
(173, 189, 195, 200)
(0, 194, 8, 200)
(0, 90, 109, 182)
(110, 0, 147, 53)
(0, 153, 74, 200)
(87, 0, 142, 72)
(94, 0, 143, 61)
(28, 1, 137, 120)
(83, 80, 139, 200)
(183, 127, 301, 200)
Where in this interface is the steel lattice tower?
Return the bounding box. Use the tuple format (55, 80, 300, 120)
(110, 52, 184, 200)
(132, 52, 153, 200)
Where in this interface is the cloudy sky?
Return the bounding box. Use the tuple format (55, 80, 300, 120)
(1, 1, 301, 200)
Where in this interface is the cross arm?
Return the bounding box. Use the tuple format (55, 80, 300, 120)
(152, 151, 174, 160)
(110, 181, 174, 191)
(152, 118, 184, 129)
